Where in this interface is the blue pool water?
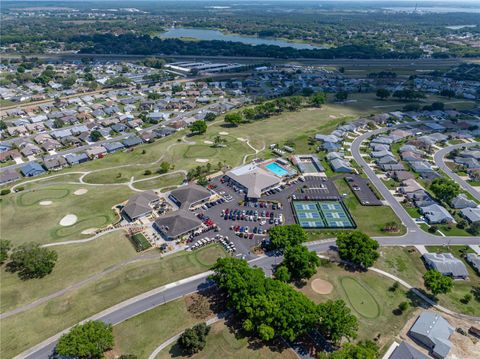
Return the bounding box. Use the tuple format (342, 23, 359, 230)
(265, 162, 289, 177)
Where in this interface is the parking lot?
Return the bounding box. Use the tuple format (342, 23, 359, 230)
(344, 175, 382, 206)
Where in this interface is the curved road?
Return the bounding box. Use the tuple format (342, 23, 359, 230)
(433, 142, 480, 202)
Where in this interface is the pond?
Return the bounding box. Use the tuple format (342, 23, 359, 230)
(159, 27, 321, 50)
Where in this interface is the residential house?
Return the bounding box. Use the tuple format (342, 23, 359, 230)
(103, 142, 125, 153)
(64, 152, 89, 165)
(20, 162, 46, 177)
(450, 194, 478, 209)
(86, 146, 107, 159)
(422, 253, 469, 279)
(466, 253, 480, 274)
(420, 204, 453, 224)
(409, 311, 454, 359)
(43, 156, 68, 171)
(460, 207, 480, 223)
(388, 341, 428, 359)
(123, 136, 143, 148)
(0, 169, 21, 184)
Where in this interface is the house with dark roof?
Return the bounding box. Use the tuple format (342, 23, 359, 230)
(153, 210, 203, 240)
(169, 184, 212, 209)
(64, 152, 89, 165)
(409, 311, 454, 359)
(122, 190, 160, 222)
(104, 142, 125, 153)
(388, 341, 428, 359)
(43, 156, 68, 171)
(0, 169, 21, 184)
(423, 253, 468, 279)
(20, 162, 46, 177)
(122, 135, 143, 148)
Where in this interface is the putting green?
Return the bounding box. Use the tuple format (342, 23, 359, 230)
(183, 144, 217, 158)
(17, 189, 70, 206)
(340, 277, 380, 319)
(50, 215, 111, 239)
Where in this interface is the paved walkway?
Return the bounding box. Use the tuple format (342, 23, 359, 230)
(148, 313, 227, 359)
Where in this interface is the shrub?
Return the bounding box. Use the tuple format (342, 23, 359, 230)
(0, 189, 10, 195)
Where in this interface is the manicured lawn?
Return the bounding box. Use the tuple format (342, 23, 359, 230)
(375, 247, 480, 317)
(0, 184, 133, 245)
(332, 178, 405, 236)
(402, 204, 421, 219)
(0, 245, 228, 358)
(133, 173, 185, 191)
(157, 321, 297, 359)
(0, 231, 137, 313)
(298, 263, 415, 353)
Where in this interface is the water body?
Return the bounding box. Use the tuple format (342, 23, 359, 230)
(159, 28, 320, 50)
(445, 25, 477, 30)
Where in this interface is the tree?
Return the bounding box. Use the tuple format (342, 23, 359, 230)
(274, 265, 291, 282)
(440, 89, 455, 99)
(7, 243, 57, 279)
(336, 231, 379, 268)
(119, 355, 137, 359)
(317, 300, 358, 343)
(398, 301, 409, 313)
(431, 102, 445, 111)
(468, 221, 480, 236)
(211, 258, 320, 342)
(376, 88, 391, 100)
(282, 245, 320, 281)
(213, 135, 226, 148)
(0, 239, 11, 264)
(310, 92, 327, 107)
(157, 161, 170, 174)
(335, 91, 348, 101)
(423, 269, 453, 296)
(56, 320, 114, 358)
(190, 120, 207, 135)
(319, 341, 378, 359)
(90, 130, 102, 142)
(171, 84, 183, 94)
(224, 112, 243, 126)
(0, 120, 9, 130)
(258, 324, 275, 341)
(204, 112, 217, 122)
(267, 224, 307, 250)
(53, 118, 65, 129)
(177, 323, 210, 355)
(430, 177, 460, 204)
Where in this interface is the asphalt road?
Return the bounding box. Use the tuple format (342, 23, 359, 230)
(433, 142, 480, 202)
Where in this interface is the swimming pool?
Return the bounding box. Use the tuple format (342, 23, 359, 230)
(265, 162, 289, 177)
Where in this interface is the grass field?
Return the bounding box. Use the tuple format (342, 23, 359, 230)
(0, 184, 133, 245)
(133, 172, 185, 191)
(298, 263, 415, 353)
(157, 321, 296, 359)
(0, 231, 137, 313)
(375, 247, 480, 316)
(0, 245, 227, 358)
(333, 178, 405, 236)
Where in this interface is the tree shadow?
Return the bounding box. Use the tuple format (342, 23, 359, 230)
(406, 288, 435, 309)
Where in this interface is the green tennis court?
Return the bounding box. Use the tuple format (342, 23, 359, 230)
(293, 200, 355, 229)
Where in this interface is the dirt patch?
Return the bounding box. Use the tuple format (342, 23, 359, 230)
(196, 158, 209, 163)
(59, 214, 78, 226)
(81, 228, 97, 235)
(39, 200, 52, 206)
(74, 188, 88, 195)
(311, 278, 333, 294)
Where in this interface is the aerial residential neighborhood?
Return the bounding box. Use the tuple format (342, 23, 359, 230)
(0, 1, 479, 359)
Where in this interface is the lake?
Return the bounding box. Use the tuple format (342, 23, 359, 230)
(159, 28, 320, 50)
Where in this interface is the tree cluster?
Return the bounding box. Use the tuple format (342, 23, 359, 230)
(211, 258, 358, 344)
(177, 323, 211, 355)
(5, 242, 58, 280)
(336, 231, 379, 269)
(430, 177, 460, 204)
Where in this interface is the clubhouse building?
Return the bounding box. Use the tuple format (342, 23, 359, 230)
(224, 163, 282, 199)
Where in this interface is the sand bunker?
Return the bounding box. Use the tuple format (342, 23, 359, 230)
(311, 278, 333, 294)
(237, 137, 247, 142)
(196, 158, 209, 163)
(59, 214, 78, 226)
(204, 140, 214, 145)
(39, 201, 52, 206)
(74, 189, 88, 196)
(219, 131, 229, 135)
(81, 228, 98, 235)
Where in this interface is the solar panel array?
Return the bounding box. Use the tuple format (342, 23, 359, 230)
(293, 201, 355, 229)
